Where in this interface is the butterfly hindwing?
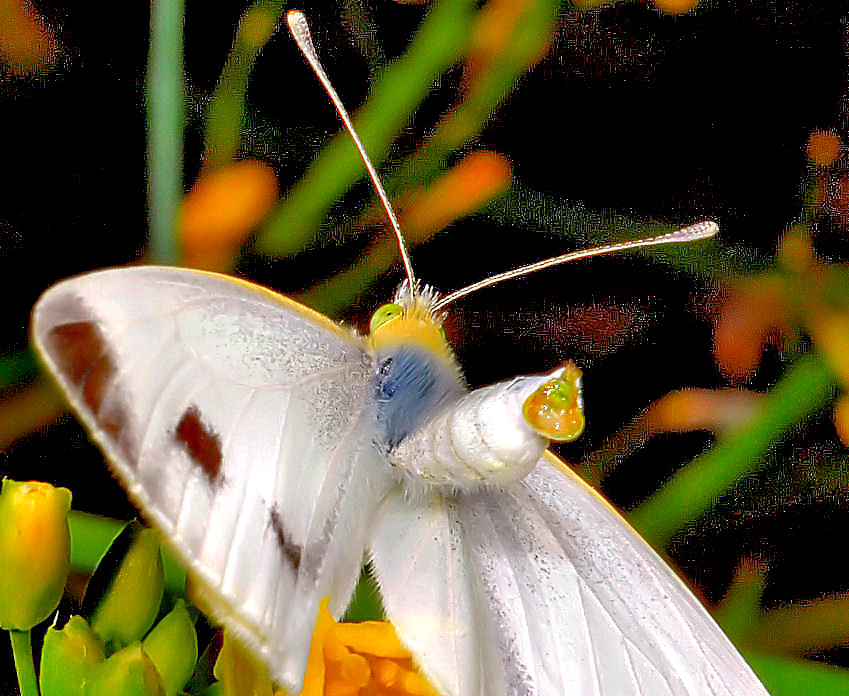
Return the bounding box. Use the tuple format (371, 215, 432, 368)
(31, 266, 393, 691)
(370, 451, 767, 696)
(369, 488, 487, 696)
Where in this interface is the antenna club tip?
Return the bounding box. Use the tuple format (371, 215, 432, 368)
(286, 9, 306, 30)
(689, 220, 719, 239)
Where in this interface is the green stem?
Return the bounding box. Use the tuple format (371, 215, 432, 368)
(146, 0, 185, 265)
(630, 353, 836, 547)
(68, 510, 124, 572)
(68, 510, 186, 595)
(255, 0, 480, 257)
(8, 630, 39, 696)
(0, 349, 37, 390)
(745, 652, 849, 695)
(204, 0, 286, 168)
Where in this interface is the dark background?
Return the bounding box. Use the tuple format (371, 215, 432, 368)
(2, 0, 848, 685)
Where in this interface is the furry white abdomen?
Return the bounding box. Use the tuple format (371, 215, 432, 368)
(388, 371, 559, 490)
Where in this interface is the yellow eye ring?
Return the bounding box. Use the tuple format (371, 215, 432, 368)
(369, 303, 404, 334)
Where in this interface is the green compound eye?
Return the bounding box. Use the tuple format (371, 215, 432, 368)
(369, 303, 404, 334)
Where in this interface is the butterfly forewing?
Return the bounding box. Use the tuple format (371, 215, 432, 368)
(31, 266, 392, 691)
(370, 451, 768, 696)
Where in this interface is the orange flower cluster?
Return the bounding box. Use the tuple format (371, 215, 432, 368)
(714, 226, 849, 446)
(301, 598, 439, 696)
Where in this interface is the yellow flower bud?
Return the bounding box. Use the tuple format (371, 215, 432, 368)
(143, 600, 198, 695)
(0, 479, 71, 630)
(213, 630, 274, 696)
(88, 523, 164, 649)
(39, 615, 105, 696)
(85, 643, 165, 696)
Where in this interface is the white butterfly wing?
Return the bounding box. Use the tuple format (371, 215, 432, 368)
(370, 451, 767, 696)
(32, 266, 393, 692)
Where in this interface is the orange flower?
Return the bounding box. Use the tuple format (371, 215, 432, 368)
(0, 0, 57, 74)
(301, 598, 440, 696)
(807, 130, 842, 168)
(808, 311, 849, 390)
(714, 275, 788, 380)
(776, 227, 815, 274)
(238, 5, 279, 51)
(652, 0, 701, 14)
(646, 389, 762, 434)
(833, 394, 849, 447)
(398, 151, 512, 244)
(464, 0, 553, 95)
(180, 160, 278, 271)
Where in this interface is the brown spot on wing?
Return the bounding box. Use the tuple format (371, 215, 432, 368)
(48, 321, 105, 384)
(270, 507, 302, 571)
(175, 406, 223, 484)
(46, 319, 134, 460)
(82, 354, 114, 412)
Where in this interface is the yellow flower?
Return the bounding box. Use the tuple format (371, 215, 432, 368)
(301, 598, 440, 696)
(833, 394, 849, 448)
(214, 631, 274, 696)
(213, 600, 440, 695)
(0, 479, 71, 630)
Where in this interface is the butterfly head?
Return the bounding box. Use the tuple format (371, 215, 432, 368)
(367, 285, 453, 365)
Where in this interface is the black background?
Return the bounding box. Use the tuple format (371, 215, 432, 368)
(2, 0, 849, 686)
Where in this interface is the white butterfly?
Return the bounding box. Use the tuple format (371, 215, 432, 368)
(30, 10, 768, 695)
(31, 265, 767, 695)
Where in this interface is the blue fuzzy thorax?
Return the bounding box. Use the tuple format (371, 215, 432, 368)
(372, 345, 464, 453)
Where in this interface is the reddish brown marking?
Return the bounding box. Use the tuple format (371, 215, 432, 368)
(175, 407, 222, 483)
(48, 322, 104, 384)
(48, 320, 133, 456)
(99, 399, 132, 459)
(82, 354, 114, 412)
(270, 507, 302, 571)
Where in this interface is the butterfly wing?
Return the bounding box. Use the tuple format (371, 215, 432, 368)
(370, 451, 767, 696)
(32, 266, 392, 692)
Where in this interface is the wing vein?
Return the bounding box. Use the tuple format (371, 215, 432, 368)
(215, 387, 261, 584)
(575, 573, 604, 696)
(136, 355, 198, 477)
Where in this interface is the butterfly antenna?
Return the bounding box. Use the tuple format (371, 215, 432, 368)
(431, 220, 719, 311)
(287, 10, 416, 294)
